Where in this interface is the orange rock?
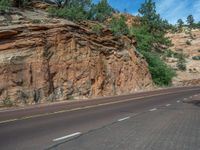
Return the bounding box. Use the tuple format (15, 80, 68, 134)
(0, 23, 153, 107)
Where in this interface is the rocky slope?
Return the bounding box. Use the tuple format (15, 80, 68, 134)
(167, 29, 200, 86)
(0, 11, 152, 107)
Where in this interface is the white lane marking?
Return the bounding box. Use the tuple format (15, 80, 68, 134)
(177, 100, 180, 103)
(194, 95, 198, 97)
(53, 132, 81, 142)
(118, 116, 130, 122)
(149, 108, 157, 112)
(166, 104, 171, 107)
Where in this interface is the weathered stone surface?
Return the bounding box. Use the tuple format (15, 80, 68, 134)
(0, 23, 153, 107)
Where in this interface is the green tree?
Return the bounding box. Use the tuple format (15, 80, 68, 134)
(187, 15, 194, 28)
(177, 19, 184, 30)
(89, 0, 114, 22)
(48, 0, 92, 21)
(138, 0, 172, 51)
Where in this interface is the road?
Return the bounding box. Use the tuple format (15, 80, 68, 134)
(0, 87, 200, 150)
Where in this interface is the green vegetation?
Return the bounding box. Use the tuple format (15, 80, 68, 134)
(0, 0, 11, 13)
(129, 0, 175, 86)
(92, 24, 103, 34)
(187, 15, 194, 28)
(109, 15, 129, 36)
(89, 0, 114, 22)
(48, 0, 114, 22)
(3, 97, 13, 107)
(176, 53, 187, 71)
(12, 0, 30, 8)
(177, 19, 184, 31)
(142, 51, 175, 86)
(192, 56, 200, 60)
(186, 40, 191, 45)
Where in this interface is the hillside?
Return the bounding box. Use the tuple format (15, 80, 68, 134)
(167, 30, 200, 86)
(0, 6, 153, 107)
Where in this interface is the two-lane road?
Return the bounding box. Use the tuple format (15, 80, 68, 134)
(0, 87, 200, 150)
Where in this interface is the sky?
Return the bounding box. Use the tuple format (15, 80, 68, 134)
(93, 0, 200, 24)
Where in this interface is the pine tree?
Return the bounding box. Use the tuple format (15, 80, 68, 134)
(187, 15, 194, 28)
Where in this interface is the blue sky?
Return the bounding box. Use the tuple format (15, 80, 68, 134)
(93, 0, 200, 24)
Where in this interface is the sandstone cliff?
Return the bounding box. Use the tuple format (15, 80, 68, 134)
(0, 21, 152, 107)
(167, 30, 200, 86)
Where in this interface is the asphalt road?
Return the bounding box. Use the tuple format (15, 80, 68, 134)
(0, 87, 200, 150)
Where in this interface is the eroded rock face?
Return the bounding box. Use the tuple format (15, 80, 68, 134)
(0, 23, 152, 106)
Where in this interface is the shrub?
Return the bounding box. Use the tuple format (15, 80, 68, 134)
(142, 51, 176, 86)
(48, 6, 87, 21)
(0, 0, 11, 13)
(186, 40, 191, 45)
(192, 56, 200, 60)
(109, 15, 129, 36)
(32, 19, 41, 24)
(92, 24, 103, 34)
(177, 60, 186, 71)
(3, 97, 13, 107)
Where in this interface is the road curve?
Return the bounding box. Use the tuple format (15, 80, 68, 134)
(0, 86, 199, 150)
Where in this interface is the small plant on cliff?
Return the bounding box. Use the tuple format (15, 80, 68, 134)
(92, 24, 103, 34)
(0, 0, 11, 13)
(3, 97, 13, 107)
(109, 15, 129, 36)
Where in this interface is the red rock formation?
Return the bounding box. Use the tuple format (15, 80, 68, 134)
(0, 23, 152, 106)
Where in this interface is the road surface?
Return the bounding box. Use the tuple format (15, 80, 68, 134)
(0, 87, 200, 150)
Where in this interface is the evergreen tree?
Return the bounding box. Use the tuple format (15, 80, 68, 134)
(89, 0, 114, 22)
(177, 19, 184, 29)
(187, 15, 194, 28)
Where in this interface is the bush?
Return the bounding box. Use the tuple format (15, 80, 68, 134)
(109, 15, 129, 36)
(177, 60, 186, 71)
(3, 97, 13, 107)
(186, 40, 191, 45)
(92, 24, 103, 34)
(48, 6, 88, 21)
(0, 0, 11, 13)
(192, 56, 200, 60)
(142, 51, 175, 86)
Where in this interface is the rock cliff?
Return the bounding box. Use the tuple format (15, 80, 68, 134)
(0, 19, 152, 107)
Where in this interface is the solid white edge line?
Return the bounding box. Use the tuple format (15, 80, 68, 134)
(166, 104, 171, 107)
(149, 108, 157, 111)
(53, 132, 81, 142)
(118, 116, 130, 122)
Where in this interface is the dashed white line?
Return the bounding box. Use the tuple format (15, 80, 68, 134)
(166, 104, 171, 107)
(149, 108, 157, 112)
(53, 132, 81, 142)
(177, 100, 180, 103)
(118, 116, 130, 122)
